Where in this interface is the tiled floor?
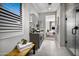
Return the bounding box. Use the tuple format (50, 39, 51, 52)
(33, 37, 72, 56)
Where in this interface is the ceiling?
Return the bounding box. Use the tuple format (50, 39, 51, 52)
(30, 3, 60, 13)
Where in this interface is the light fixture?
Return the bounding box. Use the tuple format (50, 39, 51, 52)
(48, 3, 52, 5)
(48, 3, 52, 12)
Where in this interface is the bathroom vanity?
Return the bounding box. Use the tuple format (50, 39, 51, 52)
(29, 32, 44, 50)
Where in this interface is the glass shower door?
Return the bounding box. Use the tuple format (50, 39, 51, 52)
(75, 8, 79, 56)
(66, 4, 76, 55)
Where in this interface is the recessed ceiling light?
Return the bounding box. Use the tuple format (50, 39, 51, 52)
(48, 3, 52, 5)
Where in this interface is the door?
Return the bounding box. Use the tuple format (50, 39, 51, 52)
(66, 4, 76, 55)
(75, 8, 79, 56)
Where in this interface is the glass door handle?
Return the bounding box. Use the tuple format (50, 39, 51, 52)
(72, 28, 76, 35)
(72, 26, 79, 35)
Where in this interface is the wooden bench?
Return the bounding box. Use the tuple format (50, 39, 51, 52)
(5, 44, 35, 56)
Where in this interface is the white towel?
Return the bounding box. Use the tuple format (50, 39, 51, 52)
(17, 42, 33, 52)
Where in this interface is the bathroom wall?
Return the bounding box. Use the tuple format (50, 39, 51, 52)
(56, 3, 66, 47)
(28, 3, 39, 30)
(31, 14, 39, 29)
(55, 3, 61, 47)
(59, 4, 66, 47)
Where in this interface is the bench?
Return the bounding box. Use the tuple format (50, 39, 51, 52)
(5, 44, 35, 56)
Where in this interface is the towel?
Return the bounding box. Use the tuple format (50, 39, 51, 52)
(17, 42, 32, 52)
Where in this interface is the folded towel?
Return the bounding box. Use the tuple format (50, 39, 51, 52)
(17, 42, 33, 52)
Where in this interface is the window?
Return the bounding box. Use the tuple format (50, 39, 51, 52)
(0, 3, 22, 39)
(1, 3, 21, 16)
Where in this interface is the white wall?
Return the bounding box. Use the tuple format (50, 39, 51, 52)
(0, 4, 29, 55)
(31, 14, 38, 28)
(56, 3, 66, 47)
(59, 4, 66, 47)
(28, 3, 39, 18)
(28, 3, 39, 30)
(55, 4, 61, 47)
(22, 4, 29, 41)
